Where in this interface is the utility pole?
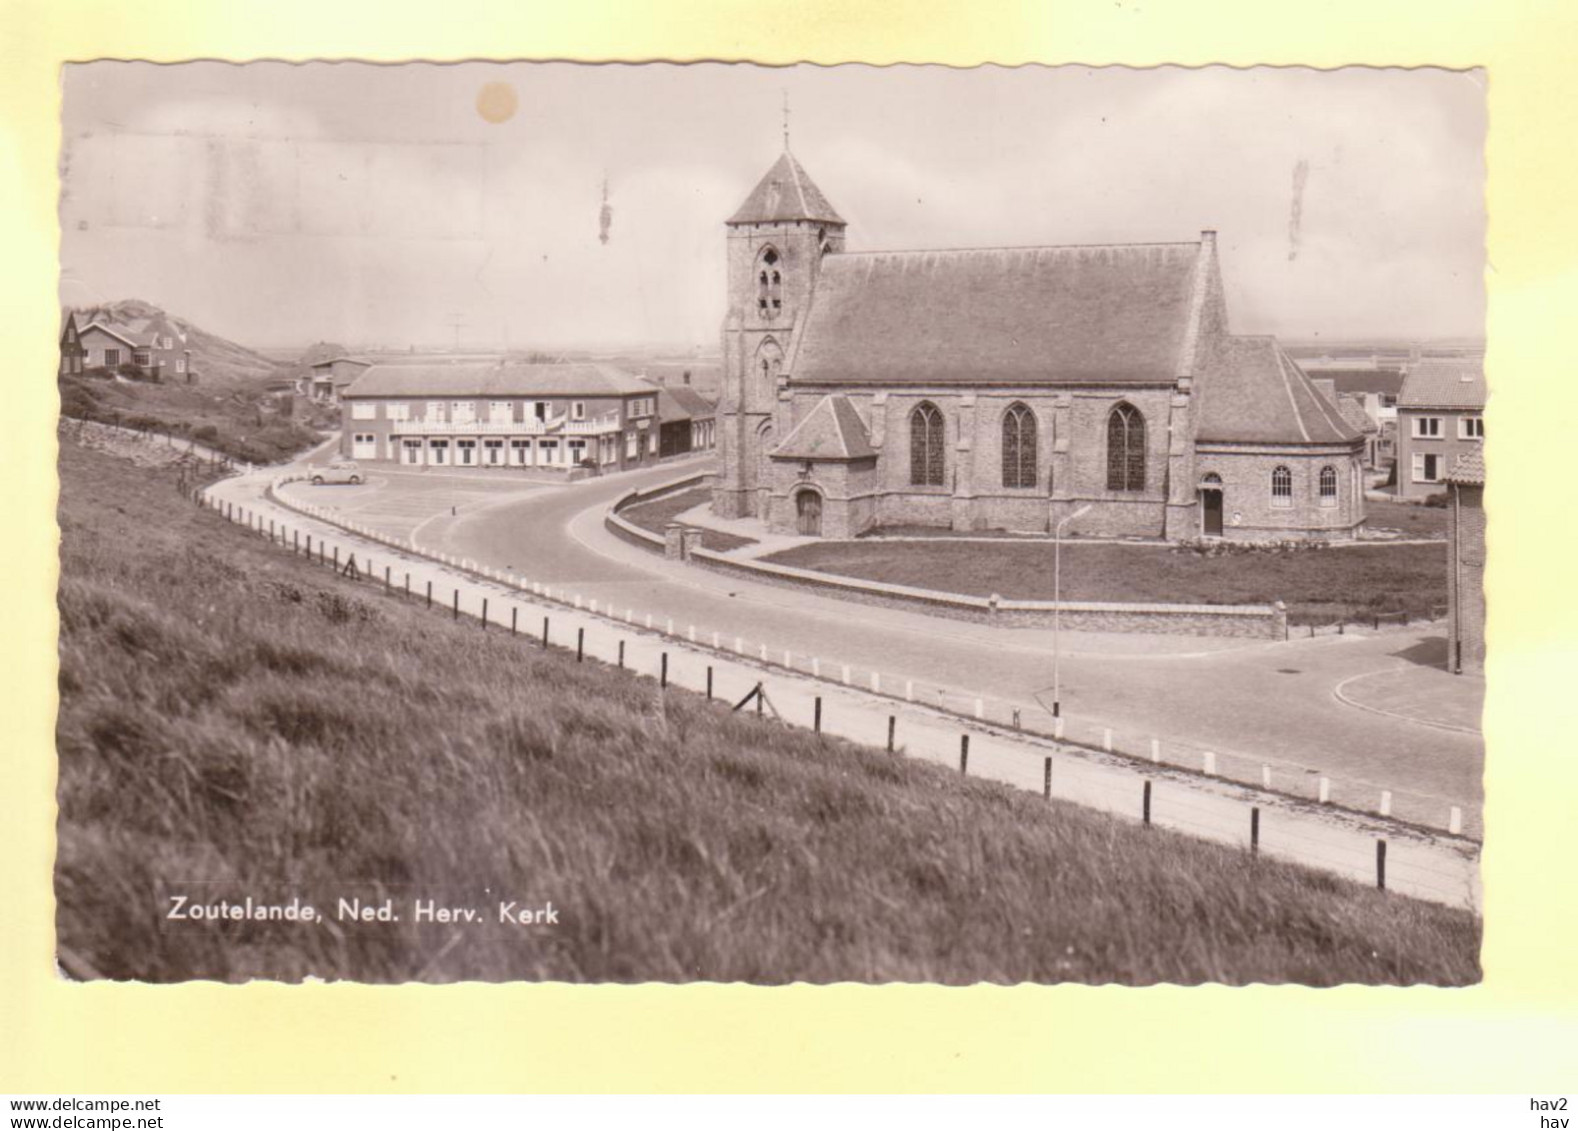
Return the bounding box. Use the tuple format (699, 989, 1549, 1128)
(445, 312, 466, 352)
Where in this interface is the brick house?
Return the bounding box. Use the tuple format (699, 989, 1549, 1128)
(713, 149, 1366, 541)
(1445, 450, 1485, 674)
(69, 310, 194, 382)
(338, 361, 663, 471)
(1394, 361, 1485, 500)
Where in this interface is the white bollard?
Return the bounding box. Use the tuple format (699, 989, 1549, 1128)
(841, 664, 851, 685)
(1102, 728, 1113, 752)
(1449, 806, 1463, 835)
(590, 599, 598, 613)
(1054, 717, 1065, 740)
(575, 595, 583, 609)
(783, 650, 792, 667)
(812, 658, 821, 678)
(974, 698, 985, 719)
(1261, 763, 1272, 789)
(760, 644, 768, 662)
(1203, 750, 1216, 776)
(735, 636, 744, 653)
(1318, 777, 1331, 804)
(646, 614, 653, 629)
(1149, 738, 1161, 763)
(905, 680, 914, 702)
(533, 581, 541, 595)
(872, 672, 881, 694)
(1380, 790, 1393, 817)
(667, 618, 674, 635)
(712, 632, 720, 649)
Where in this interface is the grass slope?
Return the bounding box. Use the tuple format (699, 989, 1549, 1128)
(55, 444, 1479, 984)
(763, 540, 1448, 626)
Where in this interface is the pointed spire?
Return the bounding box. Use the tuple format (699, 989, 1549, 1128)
(782, 89, 791, 151)
(727, 150, 844, 226)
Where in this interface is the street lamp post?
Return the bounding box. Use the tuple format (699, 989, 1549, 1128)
(1052, 503, 1092, 719)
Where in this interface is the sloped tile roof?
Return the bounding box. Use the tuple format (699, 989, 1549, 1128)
(1336, 392, 1379, 434)
(659, 384, 716, 420)
(1196, 337, 1361, 446)
(728, 151, 845, 225)
(1445, 449, 1485, 485)
(771, 394, 876, 460)
(345, 362, 653, 399)
(791, 242, 1204, 387)
(1398, 361, 1487, 410)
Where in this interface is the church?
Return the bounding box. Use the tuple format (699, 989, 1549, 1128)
(710, 147, 1367, 543)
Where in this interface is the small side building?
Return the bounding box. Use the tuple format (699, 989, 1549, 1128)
(1445, 450, 1485, 674)
(656, 385, 718, 458)
(309, 356, 373, 404)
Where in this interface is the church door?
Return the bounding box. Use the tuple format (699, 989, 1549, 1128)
(1202, 488, 1224, 537)
(795, 489, 822, 537)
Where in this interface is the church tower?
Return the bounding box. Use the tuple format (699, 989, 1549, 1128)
(713, 148, 846, 519)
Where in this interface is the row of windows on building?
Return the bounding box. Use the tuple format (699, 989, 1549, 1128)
(349, 398, 654, 424)
(903, 399, 1345, 503)
(1411, 415, 1485, 439)
(907, 400, 1147, 491)
(351, 430, 656, 465)
(87, 347, 186, 372)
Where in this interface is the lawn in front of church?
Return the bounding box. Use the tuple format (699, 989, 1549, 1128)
(760, 539, 1447, 626)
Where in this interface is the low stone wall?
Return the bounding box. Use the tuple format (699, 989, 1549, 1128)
(607, 477, 1288, 640)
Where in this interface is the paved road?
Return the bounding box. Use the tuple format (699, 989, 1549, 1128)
(307, 461, 1487, 826)
(203, 470, 1484, 909)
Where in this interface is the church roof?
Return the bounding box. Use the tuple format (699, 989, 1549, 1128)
(789, 242, 1207, 387)
(771, 394, 875, 461)
(1398, 361, 1486, 410)
(728, 151, 845, 226)
(1196, 337, 1362, 446)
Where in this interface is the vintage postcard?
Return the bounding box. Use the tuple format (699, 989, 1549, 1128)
(52, 60, 1485, 986)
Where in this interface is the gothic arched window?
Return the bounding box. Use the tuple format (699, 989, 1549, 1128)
(1002, 403, 1037, 489)
(755, 339, 783, 388)
(1271, 465, 1294, 507)
(910, 402, 945, 487)
(1106, 403, 1145, 492)
(1319, 465, 1338, 506)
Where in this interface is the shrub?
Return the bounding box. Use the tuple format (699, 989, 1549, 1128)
(1423, 492, 1450, 508)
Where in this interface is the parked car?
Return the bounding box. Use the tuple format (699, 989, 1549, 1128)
(310, 460, 363, 486)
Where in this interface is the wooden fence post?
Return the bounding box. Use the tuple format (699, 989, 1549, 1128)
(426, 580, 432, 609)
(577, 627, 585, 663)
(481, 597, 488, 628)
(887, 715, 896, 753)
(511, 607, 518, 635)
(1043, 756, 1052, 800)
(814, 697, 822, 734)
(959, 734, 969, 775)
(542, 617, 550, 648)
(705, 664, 712, 698)
(1142, 780, 1152, 826)
(1251, 807, 1260, 854)
(619, 641, 626, 669)
(660, 652, 668, 689)
(1376, 839, 1387, 890)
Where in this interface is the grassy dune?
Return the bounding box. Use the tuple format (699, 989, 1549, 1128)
(54, 444, 1479, 984)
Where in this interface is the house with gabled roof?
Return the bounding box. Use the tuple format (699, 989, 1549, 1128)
(71, 309, 194, 382)
(654, 384, 718, 458)
(713, 146, 1367, 541)
(1394, 361, 1486, 500)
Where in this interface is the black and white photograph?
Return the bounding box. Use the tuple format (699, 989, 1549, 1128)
(54, 60, 1486, 985)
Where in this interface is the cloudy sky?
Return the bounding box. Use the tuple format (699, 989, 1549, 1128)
(59, 62, 1485, 351)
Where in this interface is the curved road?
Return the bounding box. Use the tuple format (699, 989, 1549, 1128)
(361, 459, 1487, 827)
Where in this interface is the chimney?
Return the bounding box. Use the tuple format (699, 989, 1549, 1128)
(183, 349, 193, 384)
(1200, 229, 1217, 248)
